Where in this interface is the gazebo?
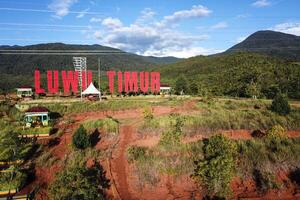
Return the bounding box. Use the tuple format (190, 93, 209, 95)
(16, 86, 33, 98)
(82, 82, 101, 100)
(24, 107, 50, 128)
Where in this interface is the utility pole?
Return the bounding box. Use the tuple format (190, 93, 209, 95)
(98, 58, 102, 101)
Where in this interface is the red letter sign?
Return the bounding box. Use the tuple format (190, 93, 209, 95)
(107, 71, 116, 94)
(118, 71, 123, 93)
(34, 70, 45, 94)
(124, 71, 138, 93)
(62, 71, 78, 94)
(47, 70, 59, 94)
(140, 72, 149, 93)
(151, 72, 160, 94)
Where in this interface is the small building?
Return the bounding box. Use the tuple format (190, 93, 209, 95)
(16, 86, 33, 98)
(160, 84, 171, 94)
(24, 107, 50, 128)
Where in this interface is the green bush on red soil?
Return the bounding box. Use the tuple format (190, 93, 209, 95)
(72, 125, 90, 150)
(143, 106, 154, 121)
(253, 169, 280, 193)
(159, 114, 184, 146)
(49, 153, 109, 200)
(265, 124, 287, 139)
(127, 146, 147, 163)
(270, 94, 291, 115)
(192, 134, 237, 199)
(264, 125, 294, 163)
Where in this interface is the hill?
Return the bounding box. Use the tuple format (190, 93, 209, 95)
(142, 56, 182, 64)
(158, 52, 300, 99)
(226, 30, 300, 61)
(0, 43, 180, 92)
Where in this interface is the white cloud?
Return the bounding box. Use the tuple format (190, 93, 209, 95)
(211, 22, 228, 29)
(102, 17, 123, 29)
(143, 47, 223, 58)
(48, 0, 78, 18)
(135, 8, 156, 25)
(90, 5, 217, 58)
(90, 17, 102, 23)
(76, 8, 89, 18)
(272, 22, 300, 36)
(158, 5, 211, 27)
(252, 0, 271, 8)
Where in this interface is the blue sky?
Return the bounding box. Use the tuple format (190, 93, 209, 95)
(0, 0, 299, 57)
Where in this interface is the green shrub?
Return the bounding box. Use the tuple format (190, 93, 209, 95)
(127, 146, 146, 163)
(271, 94, 291, 115)
(193, 134, 237, 198)
(159, 114, 184, 146)
(72, 125, 90, 150)
(49, 155, 109, 200)
(264, 125, 292, 163)
(265, 125, 286, 139)
(203, 134, 237, 158)
(143, 106, 153, 121)
(253, 169, 280, 193)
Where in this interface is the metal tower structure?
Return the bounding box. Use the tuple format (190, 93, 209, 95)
(73, 57, 87, 100)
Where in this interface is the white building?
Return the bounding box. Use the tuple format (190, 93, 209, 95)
(16, 86, 33, 98)
(160, 84, 171, 94)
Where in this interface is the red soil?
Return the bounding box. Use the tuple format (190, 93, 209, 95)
(110, 125, 135, 200)
(16, 100, 300, 200)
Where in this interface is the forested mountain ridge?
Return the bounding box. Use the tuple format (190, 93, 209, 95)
(0, 43, 180, 92)
(226, 30, 300, 61)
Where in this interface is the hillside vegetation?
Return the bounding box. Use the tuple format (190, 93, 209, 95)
(0, 43, 180, 92)
(159, 52, 300, 99)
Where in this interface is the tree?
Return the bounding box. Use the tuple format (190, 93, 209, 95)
(245, 81, 260, 99)
(270, 93, 291, 115)
(0, 131, 21, 162)
(189, 81, 199, 95)
(193, 134, 237, 198)
(175, 75, 189, 95)
(49, 155, 109, 200)
(72, 125, 90, 150)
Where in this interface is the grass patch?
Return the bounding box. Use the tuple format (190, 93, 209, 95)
(127, 140, 204, 186)
(19, 127, 52, 135)
(237, 137, 300, 177)
(36, 151, 58, 167)
(0, 168, 27, 191)
(140, 98, 300, 137)
(82, 117, 119, 135)
(32, 100, 151, 115)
